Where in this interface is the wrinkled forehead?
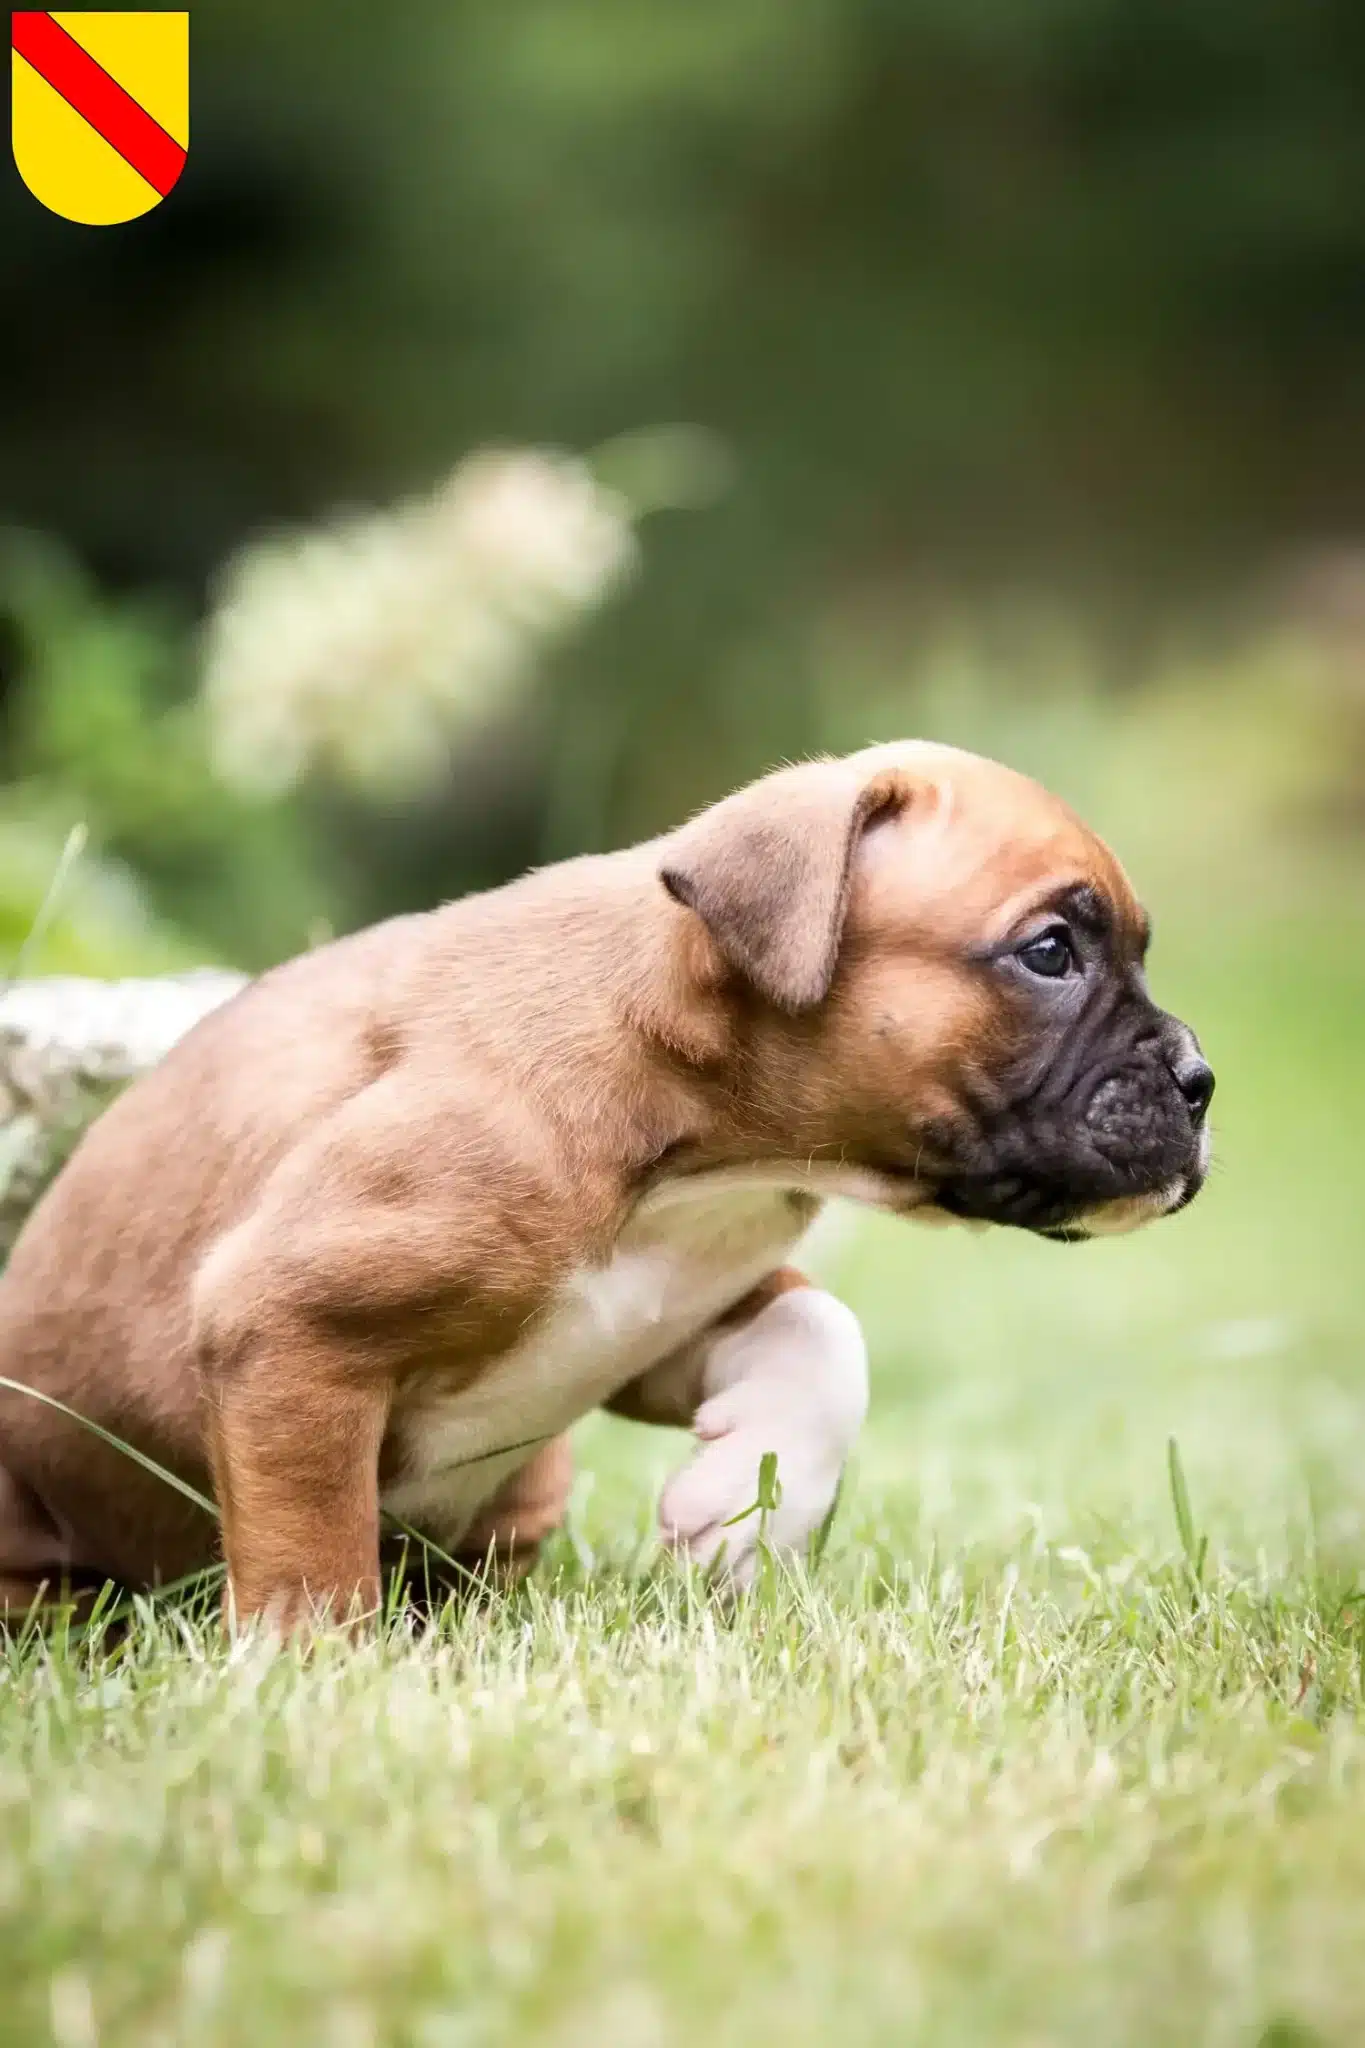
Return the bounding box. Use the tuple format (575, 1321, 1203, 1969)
(857, 740, 1149, 949)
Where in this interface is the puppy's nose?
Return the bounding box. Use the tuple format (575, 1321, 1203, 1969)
(1174, 1056, 1215, 1126)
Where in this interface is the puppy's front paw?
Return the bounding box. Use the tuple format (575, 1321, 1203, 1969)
(658, 1421, 844, 1587)
(657, 1287, 868, 1588)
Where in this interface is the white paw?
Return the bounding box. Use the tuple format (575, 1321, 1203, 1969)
(658, 1419, 846, 1586)
(658, 1288, 868, 1588)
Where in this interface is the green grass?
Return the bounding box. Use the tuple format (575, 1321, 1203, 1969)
(4, 725, 1365, 2044)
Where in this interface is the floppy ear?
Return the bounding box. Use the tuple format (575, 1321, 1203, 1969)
(659, 761, 906, 1013)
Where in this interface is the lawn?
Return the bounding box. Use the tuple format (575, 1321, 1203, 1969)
(3, 694, 1365, 2047)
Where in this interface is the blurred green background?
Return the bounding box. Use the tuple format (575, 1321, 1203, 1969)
(3, 0, 1364, 982)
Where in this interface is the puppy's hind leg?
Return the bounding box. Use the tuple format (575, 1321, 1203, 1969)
(453, 1433, 575, 1586)
(0, 1458, 98, 1623)
(384, 1436, 576, 1616)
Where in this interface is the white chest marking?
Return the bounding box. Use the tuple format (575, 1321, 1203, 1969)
(380, 1168, 838, 1547)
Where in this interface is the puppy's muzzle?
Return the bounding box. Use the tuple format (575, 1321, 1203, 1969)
(1045, 1042, 1215, 1243)
(928, 1022, 1216, 1245)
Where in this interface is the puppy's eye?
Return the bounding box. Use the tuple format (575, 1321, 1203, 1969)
(1017, 926, 1076, 979)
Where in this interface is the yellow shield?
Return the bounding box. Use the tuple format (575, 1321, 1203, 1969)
(11, 11, 188, 225)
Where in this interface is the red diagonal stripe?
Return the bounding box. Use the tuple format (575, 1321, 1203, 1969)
(11, 11, 185, 197)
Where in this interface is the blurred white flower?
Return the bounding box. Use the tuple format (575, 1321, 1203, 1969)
(200, 448, 639, 800)
(1202, 1316, 1294, 1361)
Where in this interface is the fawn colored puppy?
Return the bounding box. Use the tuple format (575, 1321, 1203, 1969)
(0, 742, 1212, 1625)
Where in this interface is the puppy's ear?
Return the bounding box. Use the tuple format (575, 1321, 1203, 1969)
(659, 762, 906, 1013)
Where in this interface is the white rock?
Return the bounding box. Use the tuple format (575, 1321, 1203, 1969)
(0, 971, 246, 1251)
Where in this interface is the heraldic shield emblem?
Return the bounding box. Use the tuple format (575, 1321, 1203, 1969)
(11, 11, 187, 223)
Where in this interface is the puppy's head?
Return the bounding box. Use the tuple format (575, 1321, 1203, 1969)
(659, 741, 1212, 1241)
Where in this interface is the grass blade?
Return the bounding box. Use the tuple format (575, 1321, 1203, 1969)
(1167, 1434, 1205, 1584)
(4, 822, 88, 985)
(0, 1375, 218, 1518)
(808, 1472, 844, 1572)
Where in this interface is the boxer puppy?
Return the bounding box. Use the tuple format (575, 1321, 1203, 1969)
(0, 741, 1213, 1624)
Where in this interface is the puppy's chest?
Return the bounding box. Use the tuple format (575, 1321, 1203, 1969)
(382, 1179, 814, 1545)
